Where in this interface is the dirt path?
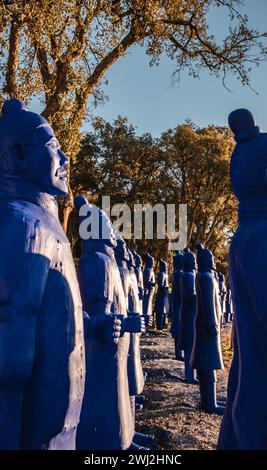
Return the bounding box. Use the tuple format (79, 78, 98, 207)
(137, 324, 233, 450)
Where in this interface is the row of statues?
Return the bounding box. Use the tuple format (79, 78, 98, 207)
(143, 244, 232, 417)
(169, 246, 227, 415)
(0, 99, 264, 450)
(75, 199, 153, 450)
(0, 99, 155, 450)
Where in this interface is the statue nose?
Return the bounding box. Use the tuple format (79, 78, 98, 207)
(59, 150, 69, 167)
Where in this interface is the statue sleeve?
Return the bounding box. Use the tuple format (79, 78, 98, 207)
(198, 274, 218, 330)
(183, 272, 196, 297)
(238, 239, 267, 332)
(0, 216, 51, 448)
(79, 254, 113, 316)
(157, 271, 164, 287)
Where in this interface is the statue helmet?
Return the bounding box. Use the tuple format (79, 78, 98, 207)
(0, 99, 49, 158)
(183, 248, 197, 271)
(114, 236, 129, 261)
(133, 252, 143, 268)
(75, 195, 117, 248)
(144, 253, 155, 268)
(228, 108, 256, 136)
(173, 250, 183, 270)
(196, 243, 216, 272)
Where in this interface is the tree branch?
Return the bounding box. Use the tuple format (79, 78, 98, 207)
(70, 28, 140, 127)
(4, 17, 21, 97)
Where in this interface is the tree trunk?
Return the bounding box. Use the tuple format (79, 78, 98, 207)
(62, 204, 73, 234)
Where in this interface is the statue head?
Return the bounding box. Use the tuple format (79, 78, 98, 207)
(183, 249, 197, 272)
(228, 108, 261, 144)
(159, 259, 167, 273)
(0, 99, 69, 195)
(173, 250, 183, 270)
(75, 195, 117, 249)
(127, 249, 136, 269)
(114, 237, 129, 262)
(144, 253, 155, 269)
(196, 243, 216, 273)
(228, 109, 256, 135)
(133, 252, 143, 268)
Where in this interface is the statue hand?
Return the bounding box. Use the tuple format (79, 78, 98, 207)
(121, 315, 146, 334)
(138, 289, 144, 300)
(104, 315, 122, 344)
(88, 314, 122, 344)
(207, 324, 219, 337)
(144, 315, 153, 328)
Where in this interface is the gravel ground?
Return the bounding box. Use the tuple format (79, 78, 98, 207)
(136, 323, 233, 450)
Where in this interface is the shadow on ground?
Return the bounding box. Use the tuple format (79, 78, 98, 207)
(136, 324, 233, 450)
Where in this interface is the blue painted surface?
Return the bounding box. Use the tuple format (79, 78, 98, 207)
(178, 249, 197, 383)
(154, 260, 169, 331)
(114, 241, 144, 399)
(218, 273, 227, 317)
(75, 200, 134, 450)
(219, 109, 267, 449)
(191, 245, 224, 414)
(0, 100, 85, 450)
(142, 254, 156, 326)
(170, 252, 184, 362)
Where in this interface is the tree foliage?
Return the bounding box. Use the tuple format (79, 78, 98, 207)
(0, 0, 265, 231)
(0, 0, 266, 153)
(70, 116, 236, 271)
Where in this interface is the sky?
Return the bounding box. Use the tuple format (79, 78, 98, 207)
(83, 0, 267, 137)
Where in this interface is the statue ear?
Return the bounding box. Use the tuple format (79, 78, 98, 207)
(14, 144, 28, 171)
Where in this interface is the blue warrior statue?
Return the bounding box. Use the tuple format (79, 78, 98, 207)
(0, 99, 85, 449)
(178, 248, 198, 384)
(114, 241, 144, 412)
(170, 251, 184, 362)
(76, 198, 145, 450)
(134, 252, 144, 314)
(191, 244, 224, 415)
(126, 248, 154, 448)
(143, 253, 156, 327)
(225, 280, 234, 323)
(154, 259, 169, 330)
(218, 272, 227, 323)
(218, 108, 267, 449)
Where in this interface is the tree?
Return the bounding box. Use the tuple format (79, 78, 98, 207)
(159, 123, 236, 268)
(71, 117, 236, 271)
(0, 0, 266, 229)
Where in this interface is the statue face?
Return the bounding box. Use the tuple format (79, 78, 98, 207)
(115, 241, 129, 261)
(18, 124, 69, 196)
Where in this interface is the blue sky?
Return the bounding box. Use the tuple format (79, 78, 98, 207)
(85, 0, 267, 136)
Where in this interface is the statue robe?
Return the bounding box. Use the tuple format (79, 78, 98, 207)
(77, 245, 134, 450)
(0, 178, 85, 450)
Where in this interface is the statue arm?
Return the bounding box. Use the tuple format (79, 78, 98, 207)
(157, 271, 164, 288)
(198, 274, 219, 336)
(79, 256, 113, 316)
(80, 257, 124, 343)
(239, 241, 267, 332)
(146, 271, 156, 288)
(0, 217, 50, 448)
(183, 272, 196, 297)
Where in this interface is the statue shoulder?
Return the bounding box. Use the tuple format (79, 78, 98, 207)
(0, 199, 64, 244)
